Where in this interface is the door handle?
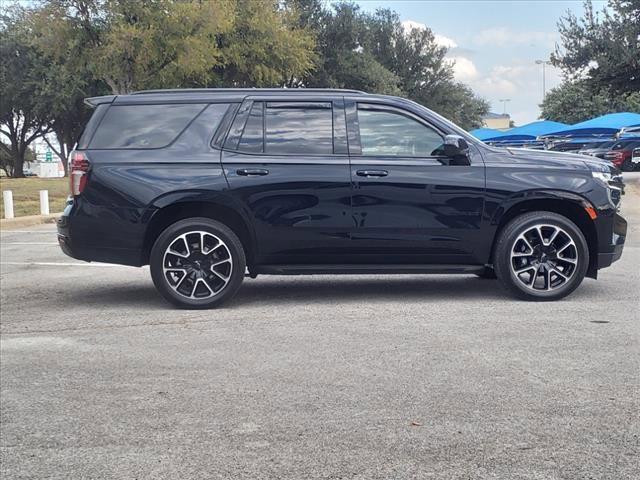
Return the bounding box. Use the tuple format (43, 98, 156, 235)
(236, 168, 269, 176)
(356, 169, 388, 177)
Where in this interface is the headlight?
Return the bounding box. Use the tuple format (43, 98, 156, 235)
(587, 162, 623, 209)
(591, 171, 612, 183)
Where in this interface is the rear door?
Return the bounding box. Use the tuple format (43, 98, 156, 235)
(346, 100, 486, 265)
(220, 96, 352, 265)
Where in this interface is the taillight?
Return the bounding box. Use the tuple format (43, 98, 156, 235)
(69, 150, 90, 196)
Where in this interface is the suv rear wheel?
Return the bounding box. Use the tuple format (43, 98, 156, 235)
(150, 218, 246, 309)
(493, 211, 589, 301)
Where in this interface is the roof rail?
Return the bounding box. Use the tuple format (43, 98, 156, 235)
(130, 88, 366, 95)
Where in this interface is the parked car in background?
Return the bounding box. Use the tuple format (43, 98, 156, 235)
(58, 88, 627, 307)
(549, 141, 592, 153)
(632, 147, 640, 167)
(604, 139, 640, 171)
(578, 140, 617, 158)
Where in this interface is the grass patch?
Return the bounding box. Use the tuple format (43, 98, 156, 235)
(1, 177, 68, 218)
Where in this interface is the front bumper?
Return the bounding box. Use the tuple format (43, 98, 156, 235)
(595, 211, 627, 270)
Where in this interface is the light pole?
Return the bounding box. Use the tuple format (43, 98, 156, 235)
(535, 59, 552, 100)
(499, 99, 511, 114)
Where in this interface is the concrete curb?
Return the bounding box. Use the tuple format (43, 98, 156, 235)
(0, 213, 62, 231)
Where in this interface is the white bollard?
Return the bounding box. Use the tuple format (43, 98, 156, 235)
(3, 190, 14, 219)
(40, 190, 50, 215)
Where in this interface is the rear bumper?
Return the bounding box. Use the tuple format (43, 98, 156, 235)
(57, 201, 146, 266)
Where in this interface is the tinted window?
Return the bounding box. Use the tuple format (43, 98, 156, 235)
(77, 104, 108, 149)
(357, 107, 443, 157)
(90, 104, 205, 149)
(238, 102, 264, 153)
(265, 102, 333, 155)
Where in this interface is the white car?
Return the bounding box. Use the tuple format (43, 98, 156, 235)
(632, 147, 640, 165)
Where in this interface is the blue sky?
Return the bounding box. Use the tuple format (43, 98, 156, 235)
(354, 0, 607, 125)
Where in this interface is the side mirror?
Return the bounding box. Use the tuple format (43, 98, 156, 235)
(443, 134, 470, 158)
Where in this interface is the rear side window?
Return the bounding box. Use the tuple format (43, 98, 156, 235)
(77, 104, 108, 149)
(264, 102, 333, 155)
(238, 102, 264, 153)
(90, 104, 205, 149)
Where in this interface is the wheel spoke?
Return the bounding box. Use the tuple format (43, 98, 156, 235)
(544, 269, 552, 290)
(557, 253, 577, 263)
(557, 240, 575, 254)
(211, 269, 230, 282)
(515, 265, 536, 274)
(192, 278, 214, 298)
(210, 258, 231, 268)
(529, 267, 539, 287)
(547, 228, 560, 246)
(550, 266, 568, 280)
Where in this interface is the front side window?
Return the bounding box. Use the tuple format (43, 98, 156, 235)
(90, 104, 205, 149)
(264, 102, 333, 155)
(357, 106, 443, 157)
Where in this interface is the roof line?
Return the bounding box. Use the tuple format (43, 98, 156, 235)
(130, 88, 366, 95)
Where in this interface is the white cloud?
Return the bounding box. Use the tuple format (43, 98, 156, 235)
(401, 20, 426, 32)
(401, 20, 457, 49)
(474, 27, 557, 48)
(434, 34, 458, 49)
(464, 62, 563, 124)
(447, 57, 478, 82)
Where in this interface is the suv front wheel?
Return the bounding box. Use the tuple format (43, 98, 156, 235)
(150, 217, 246, 309)
(493, 212, 589, 301)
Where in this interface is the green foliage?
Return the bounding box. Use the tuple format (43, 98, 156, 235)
(296, 2, 488, 129)
(540, 81, 640, 124)
(546, 0, 640, 122)
(216, 0, 316, 87)
(0, 8, 53, 177)
(553, 0, 640, 94)
(1, 0, 489, 177)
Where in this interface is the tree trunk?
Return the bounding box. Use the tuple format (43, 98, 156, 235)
(12, 155, 25, 178)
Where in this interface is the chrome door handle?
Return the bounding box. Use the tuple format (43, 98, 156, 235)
(356, 169, 388, 177)
(237, 168, 269, 176)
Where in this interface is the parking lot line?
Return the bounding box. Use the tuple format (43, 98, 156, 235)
(1, 242, 59, 245)
(0, 261, 141, 268)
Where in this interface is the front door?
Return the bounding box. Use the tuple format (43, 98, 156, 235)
(221, 97, 352, 264)
(346, 101, 486, 265)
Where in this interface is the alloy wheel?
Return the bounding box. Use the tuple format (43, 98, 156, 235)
(162, 231, 233, 299)
(510, 224, 579, 292)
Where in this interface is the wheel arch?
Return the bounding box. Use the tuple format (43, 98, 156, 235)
(489, 192, 599, 278)
(142, 196, 256, 266)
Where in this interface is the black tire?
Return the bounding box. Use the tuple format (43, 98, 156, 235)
(475, 267, 497, 279)
(150, 217, 246, 309)
(621, 159, 635, 172)
(493, 211, 589, 301)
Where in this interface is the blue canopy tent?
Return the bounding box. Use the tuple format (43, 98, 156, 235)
(484, 120, 568, 143)
(469, 128, 505, 141)
(540, 112, 640, 138)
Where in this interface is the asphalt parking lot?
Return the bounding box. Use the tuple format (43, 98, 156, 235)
(1, 175, 639, 479)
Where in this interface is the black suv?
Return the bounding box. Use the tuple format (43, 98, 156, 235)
(58, 88, 627, 308)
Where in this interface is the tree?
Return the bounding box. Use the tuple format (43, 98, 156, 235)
(0, 142, 36, 177)
(37, 0, 315, 93)
(294, 2, 488, 129)
(552, 0, 640, 95)
(365, 9, 488, 128)
(37, 0, 236, 94)
(0, 10, 52, 178)
(540, 80, 640, 124)
(215, 0, 316, 87)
